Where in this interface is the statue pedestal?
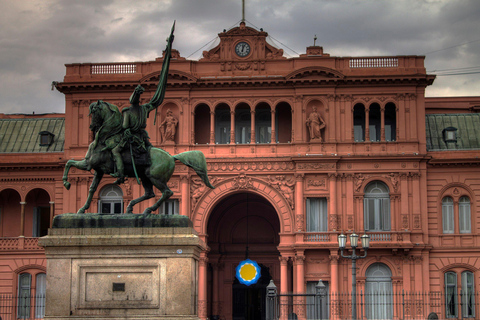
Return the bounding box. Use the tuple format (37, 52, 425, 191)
(38, 214, 206, 320)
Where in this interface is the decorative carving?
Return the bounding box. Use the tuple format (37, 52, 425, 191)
(402, 215, 409, 229)
(235, 63, 251, 70)
(191, 176, 220, 208)
(232, 173, 255, 190)
(269, 175, 295, 209)
(414, 214, 421, 229)
(384, 173, 399, 192)
(297, 163, 335, 170)
(296, 214, 304, 231)
(329, 214, 338, 231)
(354, 174, 366, 192)
(306, 177, 326, 188)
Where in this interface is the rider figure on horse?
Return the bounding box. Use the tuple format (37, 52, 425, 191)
(110, 24, 175, 184)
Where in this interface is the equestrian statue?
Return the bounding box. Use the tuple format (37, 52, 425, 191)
(62, 22, 215, 214)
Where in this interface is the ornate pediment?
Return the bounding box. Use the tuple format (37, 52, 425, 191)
(286, 67, 345, 81)
(140, 70, 198, 84)
(200, 22, 285, 62)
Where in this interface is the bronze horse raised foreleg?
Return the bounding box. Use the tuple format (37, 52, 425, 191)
(63, 159, 104, 213)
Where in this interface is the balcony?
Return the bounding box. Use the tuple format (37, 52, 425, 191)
(301, 231, 413, 249)
(0, 238, 44, 252)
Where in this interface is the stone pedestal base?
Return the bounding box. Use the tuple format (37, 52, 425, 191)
(38, 214, 206, 320)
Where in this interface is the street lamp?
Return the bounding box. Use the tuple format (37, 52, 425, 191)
(338, 232, 370, 320)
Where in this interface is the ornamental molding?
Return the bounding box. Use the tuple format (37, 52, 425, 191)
(208, 161, 295, 172)
(296, 163, 335, 170)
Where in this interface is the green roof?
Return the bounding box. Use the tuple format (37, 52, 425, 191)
(0, 118, 65, 153)
(426, 114, 480, 151)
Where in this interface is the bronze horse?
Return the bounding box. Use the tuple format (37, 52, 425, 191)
(62, 100, 214, 214)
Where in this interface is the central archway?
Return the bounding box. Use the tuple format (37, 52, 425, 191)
(206, 192, 281, 320)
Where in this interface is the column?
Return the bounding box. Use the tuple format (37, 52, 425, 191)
(198, 253, 209, 320)
(279, 255, 289, 320)
(294, 252, 306, 320)
(180, 175, 190, 217)
(329, 174, 338, 230)
(380, 106, 385, 141)
(20, 201, 26, 237)
(271, 108, 276, 144)
(230, 110, 235, 144)
(365, 108, 370, 142)
(49, 201, 55, 228)
(211, 262, 220, 317)
(295, 174, 304, 232)
(250, 109, 255, 144)
(210, 111, 215, 144)
(329, 253, 340, 320)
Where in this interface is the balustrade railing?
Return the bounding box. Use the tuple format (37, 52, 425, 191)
(349, 57, 399, 68)
(0, 238, 43, 251)
(91, 63, 137, 74)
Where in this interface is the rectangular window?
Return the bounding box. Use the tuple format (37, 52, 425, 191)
(306, 281, 329, 319)
(364, 198, 391, 231)
(462, 272, 475, 318)
(306, 198, 328, 232)
(35, 274, 46, 319)
(459, 199, 471, 234)
(445, 272, 458, 318)
(159, 199, 179, 215)
(442, 200, 454, 234)
(18, 273, 31, 319)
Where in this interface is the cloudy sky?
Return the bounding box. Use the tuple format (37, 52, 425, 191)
(1, 0, 479, 114)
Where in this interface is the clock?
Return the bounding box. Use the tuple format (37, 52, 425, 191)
(235, 42, 251, 57)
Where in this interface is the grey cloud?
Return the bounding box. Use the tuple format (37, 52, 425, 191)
(0, 0, 479, 114)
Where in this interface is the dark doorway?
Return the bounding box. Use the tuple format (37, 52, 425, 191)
(232, 264, 272, 320)
(206, 192, 281, 320)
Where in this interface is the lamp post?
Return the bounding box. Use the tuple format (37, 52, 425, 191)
(338, 232, 370, 320)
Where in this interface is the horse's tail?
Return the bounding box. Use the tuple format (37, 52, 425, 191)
(173, 151, 215, 189)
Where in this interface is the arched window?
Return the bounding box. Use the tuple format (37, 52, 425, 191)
(215, 104, 230, 144)
(442, 197, 454, 234)
(99, 185, 123, 214)
(354, 104, 365, 142)
(459, 197, 471, 234)
(255, 104, 271, 144)
(369, 103, 381, 142)
(364, 181, 390, 231)
(365, 263, 393, 319)
(276, 102, 292, 143)
(385, 103, 396, 141)
(194, 104, 210, 144)
(235, 105, 251, 144)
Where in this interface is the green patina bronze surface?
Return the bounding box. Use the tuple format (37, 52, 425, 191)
(61, 22, 215, 216)
(53, 213, 193, 228)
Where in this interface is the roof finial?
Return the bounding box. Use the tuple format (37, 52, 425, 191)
(242, 0, 245, 22)
(314, 35, 318, 46)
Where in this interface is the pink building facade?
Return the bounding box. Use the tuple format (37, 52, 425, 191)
(1, 22, 480, 319)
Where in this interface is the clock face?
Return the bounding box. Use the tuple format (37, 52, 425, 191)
(235, 42, 251, 57)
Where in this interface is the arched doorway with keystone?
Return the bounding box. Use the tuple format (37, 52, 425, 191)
(206, 192, 281, 320)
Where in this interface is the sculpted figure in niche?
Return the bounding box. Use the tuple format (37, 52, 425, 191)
(306, 106, 325, 142)
(160, 109, 178, 143)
